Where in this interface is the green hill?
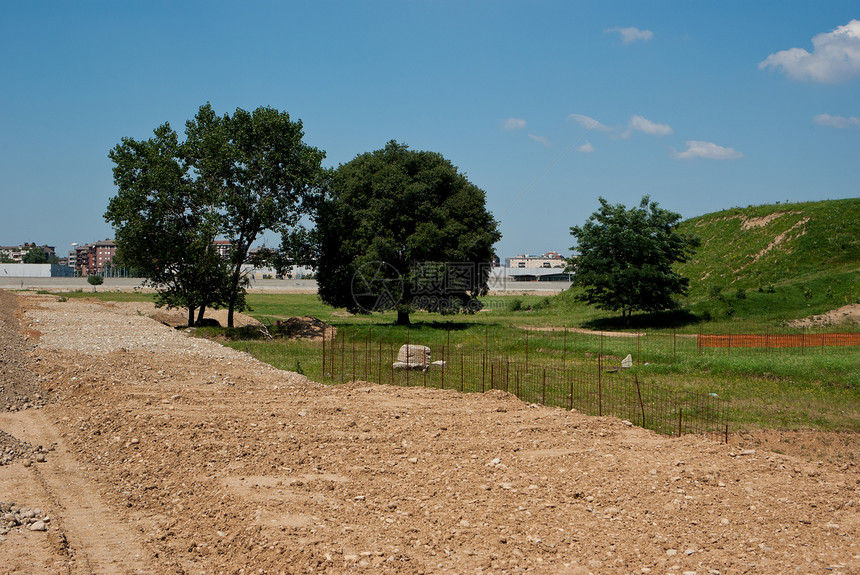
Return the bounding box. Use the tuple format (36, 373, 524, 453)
(676, 198, 860, 323)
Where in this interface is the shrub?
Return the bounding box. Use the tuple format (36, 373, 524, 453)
(531, 297, 552, 311)
(708, 285, 724, 300)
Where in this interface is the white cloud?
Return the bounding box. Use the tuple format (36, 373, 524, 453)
(620, 115, 673, 138)
(672, 140, 743, 160)
(567, 113, 615, 132)
(503, 118, 527, 130)
(813, 113, 860, 128)
(577, 141, 595, 153)
(606, 26, 653, 44)
(759, 20, 860, 83)
(528, 134, 551, 147)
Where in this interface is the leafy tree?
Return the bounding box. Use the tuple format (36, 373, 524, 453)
(184, 104, 325, 327)
(314, 141, 501, 325)
(22, 246, 49, 264)
(106, 103, 323, 327)
(0, 253, 14, 263)
(569, 196, 700, 320)
(86, 274, 104, 292)
(106, 123, 231, 327)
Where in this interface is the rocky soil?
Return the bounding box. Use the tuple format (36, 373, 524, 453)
(0, 291, 857, 574)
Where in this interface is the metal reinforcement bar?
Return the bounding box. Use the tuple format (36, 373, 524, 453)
(322, 332, 729, 442)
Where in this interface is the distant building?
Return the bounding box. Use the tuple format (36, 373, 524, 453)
(73, 239, 117, 275)
(212, 240, 233, 259)
(506, 251, 567, 269)
(0, 243, 56, 263)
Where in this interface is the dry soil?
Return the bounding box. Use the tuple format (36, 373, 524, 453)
(0, 291, 857, 574)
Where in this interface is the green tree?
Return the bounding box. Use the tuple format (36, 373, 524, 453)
(314, 141, 501, 325)
(22, 246, 49, 264)
(185, 104, 325, 327)
(106, 123, 231, 327)
(569, 196, 700, 320)
(87, 274, 104, 292)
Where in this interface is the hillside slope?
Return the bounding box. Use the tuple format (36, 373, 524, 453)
(676, 198, 859, 319)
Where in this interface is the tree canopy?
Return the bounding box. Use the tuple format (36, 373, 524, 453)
(106, 122, 230, 326)
(313, 141, 501, 324)
(569, 196, 700, 319)
(185, 104, 325, 326)
(106, 104, 324, 327)
(22, 246, 51, 264)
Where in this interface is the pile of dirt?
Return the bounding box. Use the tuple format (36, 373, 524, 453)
(0, 430, 39, 466)
(787, 303, 860, 328)
(270, 315, 335, 340)
(0, 291, 48, 412)
(118, 301, 263, 329)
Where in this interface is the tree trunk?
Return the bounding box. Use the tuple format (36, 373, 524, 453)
(187, 306, 195, 327)
(196, 304, 207, 326)
(396, 309, 411, 325)
(227, 287, 237, 328)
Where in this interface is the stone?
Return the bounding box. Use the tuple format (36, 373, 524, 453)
(394, 345, 431, 370)
(29, 520, 47, 532)
(621, 354, 633, 369)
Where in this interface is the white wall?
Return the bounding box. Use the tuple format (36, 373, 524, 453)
(0, 264, 74, 277)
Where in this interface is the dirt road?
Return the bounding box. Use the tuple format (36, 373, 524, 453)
(0, 291, 857, 574)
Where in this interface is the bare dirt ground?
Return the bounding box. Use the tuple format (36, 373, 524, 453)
(0, 291, 857, 574)
(787, 304, 860, 328)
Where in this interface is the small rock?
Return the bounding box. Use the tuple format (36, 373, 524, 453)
(29, 520, 47, 532)
(666, 549, 678, 556)
(407, 457, 418, 464)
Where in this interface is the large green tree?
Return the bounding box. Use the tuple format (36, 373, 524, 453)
(106, 123, 231, 326)
(569, 196, 700, 320)
(313, 141, 501, 325)
(106, 104, 324, 327)
(185, 104, 326, 327)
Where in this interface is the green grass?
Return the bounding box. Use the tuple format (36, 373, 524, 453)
(677, 198, 860, 306)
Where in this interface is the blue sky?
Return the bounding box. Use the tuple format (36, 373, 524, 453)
(1, 1, 858, 260)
